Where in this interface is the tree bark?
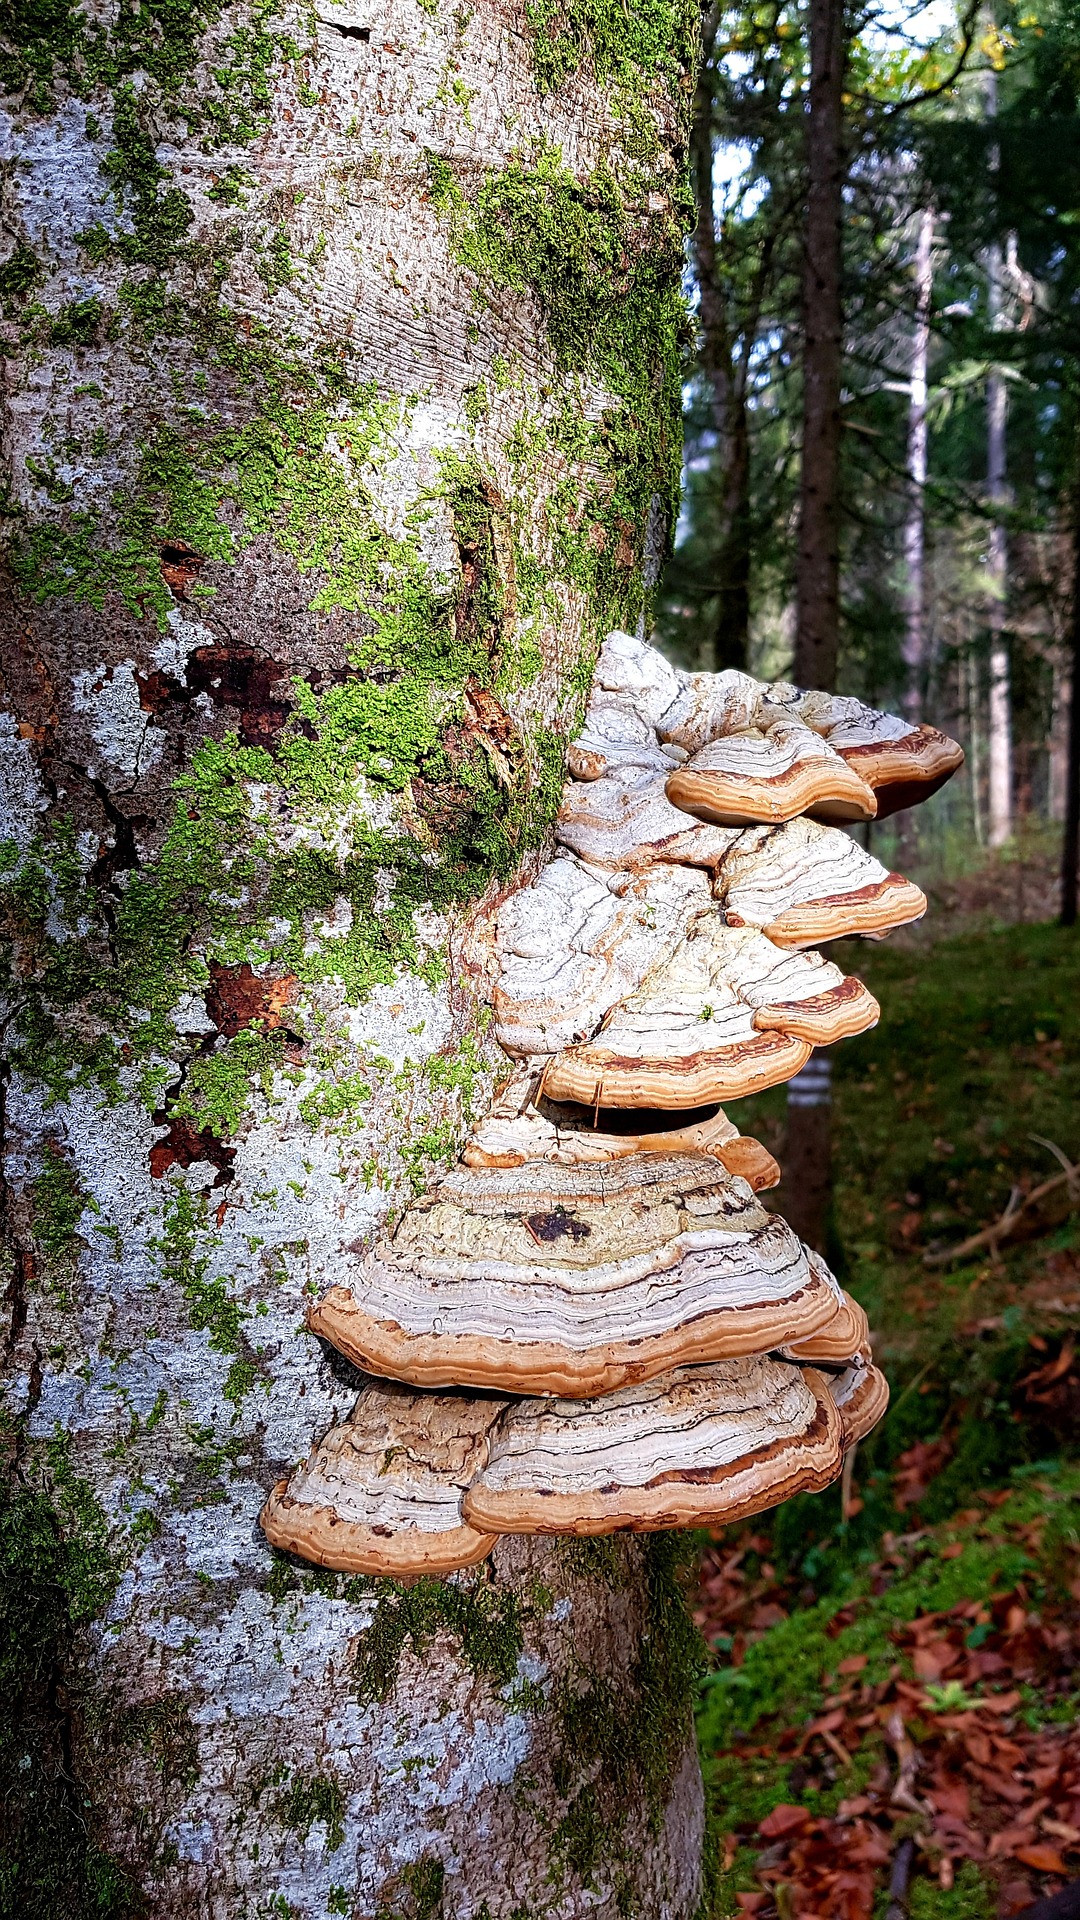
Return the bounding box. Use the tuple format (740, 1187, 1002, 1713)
(787, 0, 846, 1253)
(902, 209, 934, 727)
(690, 16, 752, 673)
(1062, 481, 1080, 927)
(0, 6, 705, 1913)
(794, 0, 846, 691)
(985, 66, 1014, 848)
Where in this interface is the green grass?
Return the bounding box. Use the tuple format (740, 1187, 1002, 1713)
(696, 919, 1080, 1916)
(727, 920, 1080, 1585)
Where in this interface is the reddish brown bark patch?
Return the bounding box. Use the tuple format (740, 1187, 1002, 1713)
(149, 1115, 235, 1184)
(136, 643, 294, 745)
(159, 541, 206, 598)
(205, 964, 299, 1038)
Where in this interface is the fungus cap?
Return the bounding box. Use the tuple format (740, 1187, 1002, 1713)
(781, 1253, 870, 1363)
(556, 764, 739, 872)
(258, 1380, 505, 1576)
(666, 723, 877, 828)
(567, 690, 686, 783)
(494, 857, 710, 1058)
(827, 1356, 890, 1447)
(309, 1154, 841, 1398)
(538, 918, 877, 1110)
(460, 1357, 845, 1536)
(462, 1063, 779, 1188)
(715, 818, 927, 947)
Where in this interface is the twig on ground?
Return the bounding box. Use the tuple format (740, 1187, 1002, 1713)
(885, 1834, 917, 1919)
(924, 1153, 1080, 1270)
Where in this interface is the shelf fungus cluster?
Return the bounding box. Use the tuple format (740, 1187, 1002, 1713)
(262, 638, 961, 1577)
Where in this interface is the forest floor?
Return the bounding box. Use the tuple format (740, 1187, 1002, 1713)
(693, 878, 1080, 1919)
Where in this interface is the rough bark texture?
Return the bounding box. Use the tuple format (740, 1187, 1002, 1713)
(901, 208, 933, 728)
(689, 12, 751, 674)
(1061, 479, 1080, 928)
(0, 2, 706, 1913)
(793, 0, 845, 692)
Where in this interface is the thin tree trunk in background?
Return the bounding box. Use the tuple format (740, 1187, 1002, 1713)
(969, 651, 986, 846)
(786, 0, 847, 1251)
(691, 7, 752, 672)
(781, 1053, 834, 1254)
(1062, 483, 1080, 926)
(985, 68, 1014, 847)
(902, 209, 934, 725)
(0, 9, 704, 1913)
(794, 0, 846, 691)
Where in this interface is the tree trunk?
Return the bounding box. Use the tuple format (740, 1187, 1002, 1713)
(787, 0, 846, 1253)
(1062, 480, 1080, 927)
(0, 8, 705, 1914)
(794, 0, 846, 691)
(902, 209, 934, 727)
(690, 16, 752, 673)
(985, 67, 1014, 848)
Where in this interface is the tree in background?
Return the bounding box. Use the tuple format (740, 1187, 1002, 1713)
(660, 0, 1078, 899)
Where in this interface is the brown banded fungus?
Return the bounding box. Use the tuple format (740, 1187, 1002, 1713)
(462, 1062, 781, 1190)
(460, 1357, 845, 1536)
(308, 1154, 841, 1399)
(666, 723, 878, 828)
(826, 1356, 891, 1448)
(780, 1251, 870, 1364)
(556, 763, 739, 873)
(539, 918, 877, 1110)
(265, 635, 957, 1573)
(587, 633, 963, 823)
(259, 1381, 506, 1576)
(493, 856, 710, 1057)
(713, 817, 928, 947)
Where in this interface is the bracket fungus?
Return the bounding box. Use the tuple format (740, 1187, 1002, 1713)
(309, 1155, 842, 1399)
(666, 723, 878, 828)
(262, 636, 960, 1573)
(260, 1381, 506, 1576)
(493, 856, 710, 1057)
(714, 818, 928, 948)
(461, 1062, 782, 1191)
(826, 1357, 891, 1449)
(538, 918, 878, 1110)
(460, 1359, 845, 1537)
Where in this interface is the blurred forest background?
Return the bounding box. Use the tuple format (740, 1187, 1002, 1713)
(667, 4, 1080, 1914)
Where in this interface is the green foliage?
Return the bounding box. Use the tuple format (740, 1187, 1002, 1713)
(0, 239, 44, 310)
(697, 1474, 1080, 1914)
(430, 144, 689, 626)
(30, 1146, 86, 1259)
(908, 1861, 997, 1920)
(150, 1183, 253, 1391)
(48, 296, 104, 347)
(101, 84, 194, 265)
(551, 1535, 702, 1886)
(697, 1490, 1043, 1753)
(728, 919, 1080, 1588)
(0, 0, 299, 132)
(174, 1029, 286, 1137)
